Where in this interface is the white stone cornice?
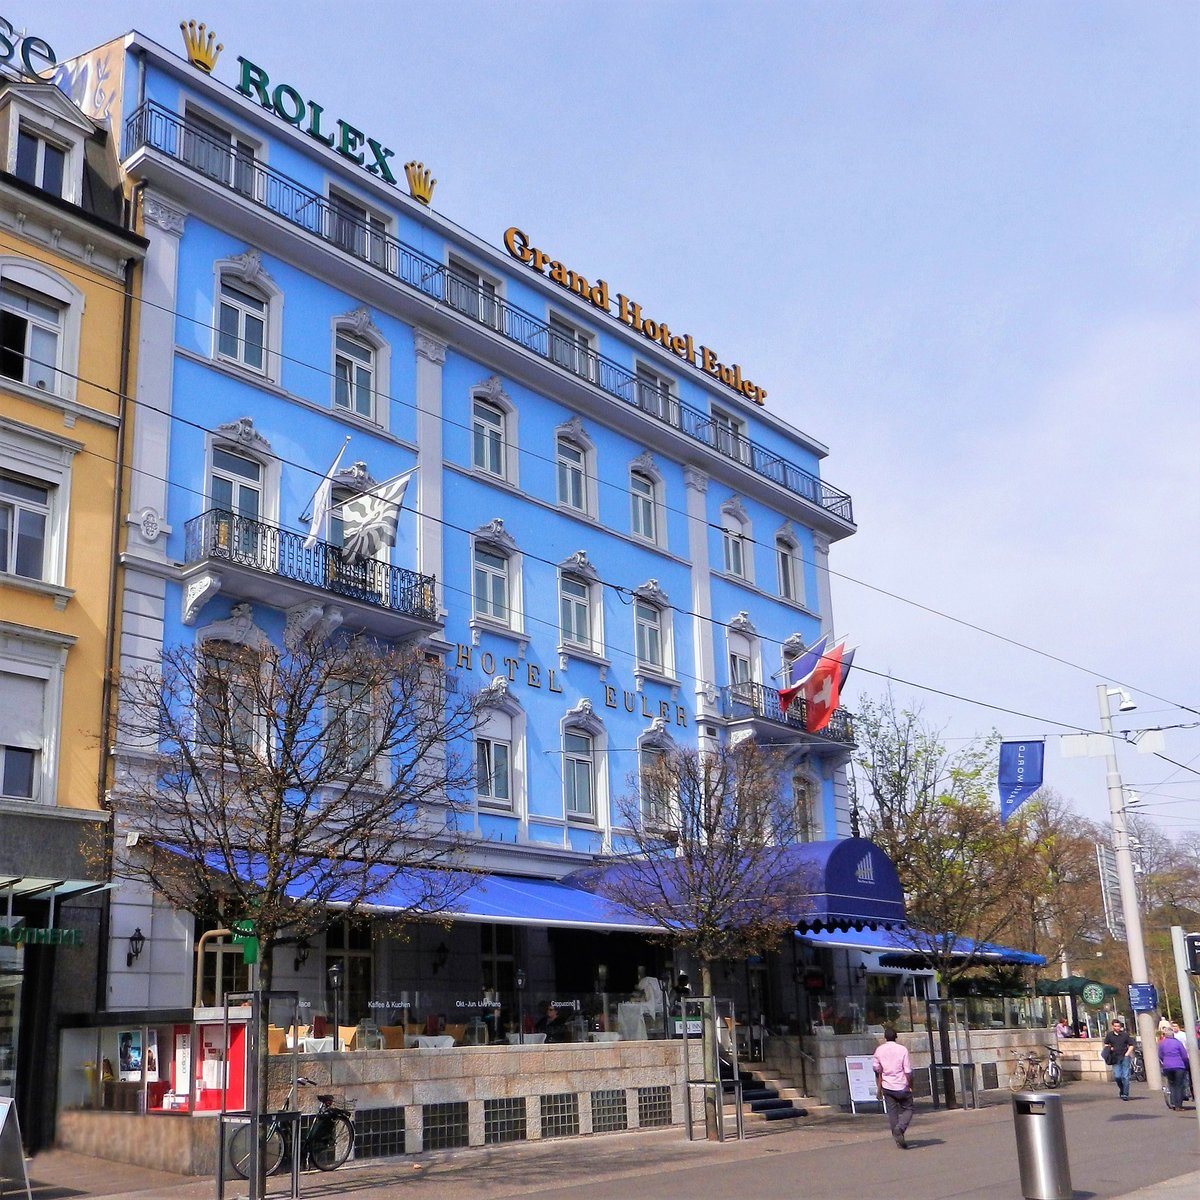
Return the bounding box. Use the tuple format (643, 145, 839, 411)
(683, 466, 708, 493)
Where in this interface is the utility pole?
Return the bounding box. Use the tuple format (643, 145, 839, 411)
(1097, 684, 1161, 1092)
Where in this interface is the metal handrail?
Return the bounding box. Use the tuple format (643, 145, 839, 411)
(125, 103, 854, 526)
(720, 681, 855, 745)
(184, 508, 438, 623)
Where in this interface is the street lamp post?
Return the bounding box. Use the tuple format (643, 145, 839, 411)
(327, 961, 342, 1049)
(1097, 684, 1162, 1092)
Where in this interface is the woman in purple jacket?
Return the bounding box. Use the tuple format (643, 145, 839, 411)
(1158, 1030, 1190, 1109)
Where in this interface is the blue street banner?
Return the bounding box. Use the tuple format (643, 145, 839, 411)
(998, 740, 1045, 824)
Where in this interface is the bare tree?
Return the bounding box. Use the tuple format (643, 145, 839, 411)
(105, 615, 480, 1094)
(596, 740, 811, 1138)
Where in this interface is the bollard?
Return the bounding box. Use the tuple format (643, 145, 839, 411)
(1012, 1091, 1072, 1200)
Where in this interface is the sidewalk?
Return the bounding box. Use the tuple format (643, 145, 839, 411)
(17, 1083, 1200, 1200)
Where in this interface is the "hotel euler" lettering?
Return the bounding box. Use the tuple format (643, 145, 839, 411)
(503, 227, 767, 407)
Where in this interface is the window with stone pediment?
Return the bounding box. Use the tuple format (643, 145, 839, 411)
(632, 579, 673, 678)
(557, 550, 603, 658)
(212, 252, 282, 381)
(471, 518, 522, 634)
(469, 377, 518, 486)
(0, 260, 83, 401)
(562, 700, 607, 826)
(720, 496, 752, 583)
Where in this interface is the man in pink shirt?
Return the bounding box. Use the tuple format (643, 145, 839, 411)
(873, 1026, 914, 1148)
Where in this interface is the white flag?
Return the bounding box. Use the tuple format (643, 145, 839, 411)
(303, 440, 348, 550)
(340, 470, 414, 565)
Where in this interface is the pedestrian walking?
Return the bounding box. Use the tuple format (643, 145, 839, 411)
(1103, 1017, 1134, 1100)
(1158, 1029, 1190, 1110)
(872, 1026, 914, 1149)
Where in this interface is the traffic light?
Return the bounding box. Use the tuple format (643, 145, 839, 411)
(1186, 932, 1200, 975)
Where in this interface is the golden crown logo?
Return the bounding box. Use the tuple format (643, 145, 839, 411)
(404, 161, 437, 206)
(180, 21, 223, 73)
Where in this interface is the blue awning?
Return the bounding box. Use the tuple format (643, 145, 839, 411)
(565, 837, 905, 933)
(799, 926, 1046, 966)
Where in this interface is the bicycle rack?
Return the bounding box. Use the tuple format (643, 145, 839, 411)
(681, 996, 745, 1142)
(217, 989, 303, 1200)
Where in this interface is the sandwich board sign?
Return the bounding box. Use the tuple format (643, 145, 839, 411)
(0, 1097, 32, 1200)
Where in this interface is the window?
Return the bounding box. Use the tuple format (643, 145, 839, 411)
(729, 651, 752, 686)
(712, 407, 747, 462)
(559, 575, 591, 649)
(723, 523, 745, 578)
(330, 191, 387, 266)
(182, 112, 255, 195)
(210, 446, 262, 559)
(473, 399, 506, 477)
(635, 602, 663, 672)
(0, 472, 48, 579)
(793, 772, 819, 842)
(721, 499, 752, 582)
(636, 365, 674, 421)
(197, 916, 251, 1007)
(476, 736, 512, 809)
(0, 744, 35, 799)
(548, 316, 595, 381)
(0, 282, 62, 392)
(325, 677, 376, 777)
(447, 257, 499, 327)
(15, 128, 66, 197)
(630, 470, 656, 542)
(197, 643, 261, 752)
(473, 545, 509, 623)
(777, 535, 800, 602)
(557, 438, 585, 511)
(217, 281, 267, 373)
(0, 633, 70, 806)
(325, 919, 373, 1025)
(334, 333, 375, 418)
(639, 746, 669, 828)
(563, 731, 595, 821)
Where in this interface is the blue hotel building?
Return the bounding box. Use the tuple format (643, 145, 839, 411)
(47, 22, 890, 1130)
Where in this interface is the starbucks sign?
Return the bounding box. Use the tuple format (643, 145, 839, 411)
(1081, 981, 1107, 1007)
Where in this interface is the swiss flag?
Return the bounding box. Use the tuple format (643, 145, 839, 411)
(803, 641, 846, 733)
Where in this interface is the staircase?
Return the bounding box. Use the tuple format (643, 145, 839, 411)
(722, 1062, 810, 1124)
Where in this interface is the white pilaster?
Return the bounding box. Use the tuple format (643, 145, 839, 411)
(684, 467, 717, 722)
(413, 330, 447, 612)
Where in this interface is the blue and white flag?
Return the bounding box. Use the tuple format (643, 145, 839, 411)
(998, 740, 1045, 824)
(339, 470, 415, 565)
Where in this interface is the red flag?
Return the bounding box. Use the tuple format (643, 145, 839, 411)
(803, 641, 845, 733)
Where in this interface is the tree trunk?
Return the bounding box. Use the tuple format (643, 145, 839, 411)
(700, 962, 721, 1140)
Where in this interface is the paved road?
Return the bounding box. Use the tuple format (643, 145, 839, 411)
(21, 1082, 1200, 1200)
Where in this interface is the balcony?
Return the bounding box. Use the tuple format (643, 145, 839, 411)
(182, 509, 439, 636)
(125, 104, 854, 530)
(719, 682, 855, 751)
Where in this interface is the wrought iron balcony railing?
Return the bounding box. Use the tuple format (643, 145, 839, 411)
(184, 509, 439, 624)
(719, 681, 855, 746)
(126, 103, 854, 527)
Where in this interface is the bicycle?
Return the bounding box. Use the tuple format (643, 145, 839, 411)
(1130, 1043, 1147, 1083)
(1042, 1044, 1063, 1088)
(229, 1078, 355, 1178)
(1009, 1050, 1046, 1092)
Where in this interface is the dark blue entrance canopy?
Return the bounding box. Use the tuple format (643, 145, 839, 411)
(564, 837, 905, 933)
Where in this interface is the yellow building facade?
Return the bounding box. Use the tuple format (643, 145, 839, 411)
(0, 76, 144, 1151)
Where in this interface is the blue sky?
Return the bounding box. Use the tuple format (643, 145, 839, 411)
(26, 1, 1200, 832)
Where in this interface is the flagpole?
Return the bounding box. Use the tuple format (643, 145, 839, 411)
(341, 466, 417, 508)
(300, 436, 351, 522)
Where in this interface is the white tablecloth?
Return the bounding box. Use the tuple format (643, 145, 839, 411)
(588, 1032, 621, 1042)
(405, 1035, 456, 1048)
(505, 1033, 547, 1044)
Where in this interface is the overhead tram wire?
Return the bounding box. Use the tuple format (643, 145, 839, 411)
(11, 237, 1200, 731)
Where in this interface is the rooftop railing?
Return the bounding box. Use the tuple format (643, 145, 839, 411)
(127, 103, 854, 526)
(719, 681, 855, 746)
(184, 508, 439, 624)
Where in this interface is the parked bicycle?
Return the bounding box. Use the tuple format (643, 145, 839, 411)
(1041, 1044, 1063, 1088)
(229, 1078, 355, 1178)
(1131, 1043, 1147, 1083)
(1009, 1049, 1047, 1092)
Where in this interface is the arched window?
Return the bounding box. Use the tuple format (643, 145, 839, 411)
(628, 452, 665, 547)
(721, 497, 752, 582)
(476, 678, 526, 815)
(561, 700, 607, 826)
(726, 612, 759, 700)
(554, 417, 595, 516)
(792, 767, 821, 843)
(776, 523, 804, 605)
(469, 377, 518, 485)
(332, 308, 389, 427)
(0, 259, 83, 401)
(213, 251, 282, 381)
(633, 579, 673, 679)
(558, 551, 602, 657)
(471, 518, 523, 637)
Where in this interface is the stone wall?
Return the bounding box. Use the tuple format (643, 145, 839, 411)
(59, 1041, 694, 1173)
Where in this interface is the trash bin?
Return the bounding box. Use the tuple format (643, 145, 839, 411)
(1012, 1091, 1072, 1200)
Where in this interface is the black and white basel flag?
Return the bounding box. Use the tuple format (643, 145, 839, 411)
(339, 470, 415, 565)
